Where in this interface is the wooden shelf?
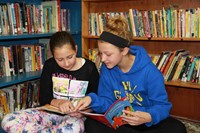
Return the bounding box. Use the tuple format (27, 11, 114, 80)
(83, 35, 200, 41)
(165, 81, 200, 90)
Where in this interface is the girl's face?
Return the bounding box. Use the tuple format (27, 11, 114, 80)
(98, 41, 124, 69)
(53, 44, 77, 71)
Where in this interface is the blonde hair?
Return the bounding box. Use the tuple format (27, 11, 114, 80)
(104, 15, 133, 46)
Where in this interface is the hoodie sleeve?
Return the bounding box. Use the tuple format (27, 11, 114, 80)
(145, 64, 172, 126)
(88, 65, 116, 113)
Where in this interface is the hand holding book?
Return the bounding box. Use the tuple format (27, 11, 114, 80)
(74, 96, 92, 111)
(50, 98, 75, 114)
(121, 110, 152, 126)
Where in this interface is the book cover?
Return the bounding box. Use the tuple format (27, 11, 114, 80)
(80, 97, 134, 129)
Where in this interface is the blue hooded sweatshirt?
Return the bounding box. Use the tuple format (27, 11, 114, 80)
(88, 45, 172, 126)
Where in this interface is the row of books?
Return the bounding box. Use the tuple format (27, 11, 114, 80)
(89, 7, 200, 38)
(88, 48, 200, 84)
(0, 39, 51, 78)
(0, 80, 40, 120)
(0, 1, 70, 35)
(88, 48, 102, 72)
(151, 49, 200, 83)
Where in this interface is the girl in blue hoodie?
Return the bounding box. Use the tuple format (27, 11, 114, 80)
(76, 16, 186, 133)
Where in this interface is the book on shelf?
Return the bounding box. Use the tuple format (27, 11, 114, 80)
(41, 0, 59, 32)
(88, 48, 102, 72)
(150, 54, 160, 65)
(160, 52, 173, 73)
(2, 87, 15, 113)
(156, 51, 170, 70)
(142, 10, 151, 38)
(167, 50, 189, 81)
(179, 56, 191, 81)
(137, 11, 145, 37)
(164, 49, 185, 81)
(0, 90, 10, 114)
(181, 55, 194, 82)
(2, 46, 11, 76)
(148, 10, 154, 37)
(192, 56, 200, 83)
(187, 56, 197, 81)
(128, 9, 136, 36)
(0, 47, 5, 78)
(11, 45, 19, 75)
(172, 55, 188, 81)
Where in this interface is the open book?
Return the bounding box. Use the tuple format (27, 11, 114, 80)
(80, 97, 134, 129)
(37, 97, 133, 129)
(37, 102, 90, 115)
(37, 104, 67, 114)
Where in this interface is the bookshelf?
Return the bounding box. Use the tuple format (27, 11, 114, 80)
(81, 0, 200, 122)
(61, 0, 82, 56)
(0, 0, 52, 89)
(0, 0, 81, 89)
(0, 0, 81, 132)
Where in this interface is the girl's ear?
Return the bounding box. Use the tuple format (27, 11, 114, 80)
(75, 45, 78, 53)
(121, 47, 129, 55)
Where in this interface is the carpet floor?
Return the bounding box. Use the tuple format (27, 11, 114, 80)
(180, 119, 200, 133)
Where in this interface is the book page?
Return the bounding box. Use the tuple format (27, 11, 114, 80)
(37, 104, 91, 115)
(37, 104, 65, 114)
